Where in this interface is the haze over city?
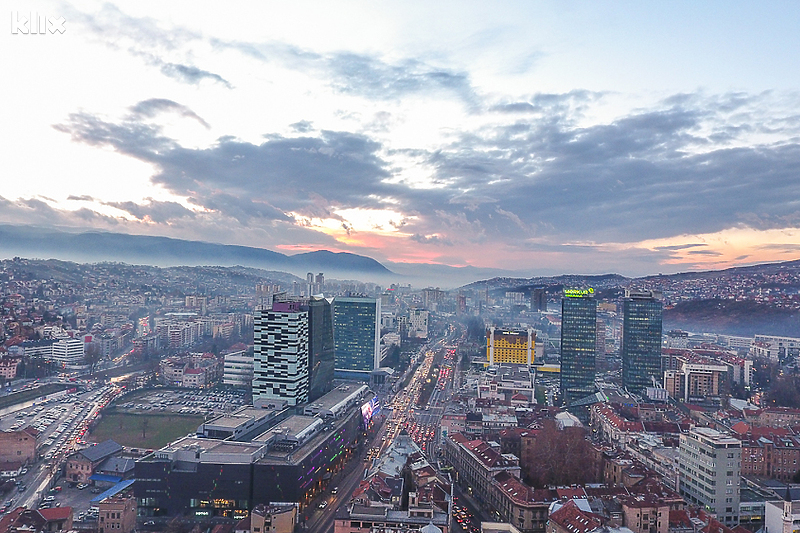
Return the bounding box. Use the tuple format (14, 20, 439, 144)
(5, 1, 800, 278)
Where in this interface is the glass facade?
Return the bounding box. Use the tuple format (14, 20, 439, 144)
(622, 292, 663, 393)
(560, 295, 597, 405)
(333, 297, 380, 379)
(307, 296, 335, 401)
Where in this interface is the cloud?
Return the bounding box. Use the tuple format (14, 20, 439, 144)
(410, 234, 453, 246)
(418, 94, 800, 244)
(290, 120, 314, 133)
(687, 249, 723, 256)
(187, 193, 291, 224)
(654, 243, 709, 251)
(66, 4, 230, 88)
(67, 195, 95, 202)
(0, 196, 119, 228)
(51, 88, 800, 274)
(214, 39, 479, 106)
(104, 198, 196, 223)
(129, 99, 211, 128)
(54, 111, 393, 225)
(157, 61, 232, 88)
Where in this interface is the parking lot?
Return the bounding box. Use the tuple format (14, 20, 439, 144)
(114, 387, 248, 416)
(35, 480, 106, 523)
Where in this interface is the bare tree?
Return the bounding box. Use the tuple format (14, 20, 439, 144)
(523, 420, 596, 488)
(84, 343, 102, 375)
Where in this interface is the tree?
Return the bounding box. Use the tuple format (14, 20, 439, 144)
(765, 375, 800, 408)
(523, 420, 596, 488)
(84, 343, 102, 375)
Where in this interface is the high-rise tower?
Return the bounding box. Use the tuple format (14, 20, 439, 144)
(621, 289, 663, 393)
(253, 301, 309, 407)
(560, 288, 597, 405)
(306, 272, 314, 297)
(307, 295, 335, 401)
(333, 296, 381, 381)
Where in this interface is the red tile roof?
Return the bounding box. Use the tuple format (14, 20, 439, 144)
(38, 506, 73, 521)
(549, 500, 602, 533)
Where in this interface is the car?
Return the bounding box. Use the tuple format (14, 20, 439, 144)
(318, 501, 328, 509)
(144, 521, 155, 526)
(77, 483, 89, 490)
(331, 487, 338, 494)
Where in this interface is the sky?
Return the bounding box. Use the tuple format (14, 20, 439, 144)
(4, 1, 800, 277)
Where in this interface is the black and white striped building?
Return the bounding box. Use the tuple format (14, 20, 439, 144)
(253, 301, 309, 407)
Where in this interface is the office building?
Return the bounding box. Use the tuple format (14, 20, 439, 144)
(621, 290, 663, 393)
(678, 427, 741, 526)
(408, 308, 429, 339)
(306, 272, 314, 296)
(486, 328, 535, 366)
(560, 290, 597, 405)
(751, 334, 800, 363)
(253, 302, 309, 407)
(51, 337, 85, 366)
(223, 347, 254, 388)
(307, 296, 335, 401)
(531, 288, 547, 311)
(333, 296, 380, 380)
(315, 272, 325, 292)
(663, 361, 728, 402)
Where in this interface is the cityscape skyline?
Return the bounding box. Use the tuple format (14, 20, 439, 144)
(5, 2, 800, 277)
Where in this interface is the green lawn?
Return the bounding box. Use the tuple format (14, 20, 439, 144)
(89, 412, 204, 449)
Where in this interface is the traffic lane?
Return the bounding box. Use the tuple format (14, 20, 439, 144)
(303, 426, 383, 533)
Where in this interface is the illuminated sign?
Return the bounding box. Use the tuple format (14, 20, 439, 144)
(361, 396, 381, 426)
(563, 288, 594, 298)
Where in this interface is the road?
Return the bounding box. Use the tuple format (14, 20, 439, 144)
(2, 384, 123, 510)
(300, 330, 459, 532)
(300, 415, 391, 533)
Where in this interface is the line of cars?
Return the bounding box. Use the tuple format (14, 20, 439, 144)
(452, 501, 479, 533)
(0, 498, 15, 515)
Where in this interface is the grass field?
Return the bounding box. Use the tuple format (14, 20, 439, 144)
(89, 412, 204, 449)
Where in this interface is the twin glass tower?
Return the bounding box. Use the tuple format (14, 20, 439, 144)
(560, 288, 662, 405)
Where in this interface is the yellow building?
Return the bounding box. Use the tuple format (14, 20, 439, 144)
(486, 328, 535, 366)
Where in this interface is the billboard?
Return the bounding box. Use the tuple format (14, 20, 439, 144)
(361, 396, 381, 426)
